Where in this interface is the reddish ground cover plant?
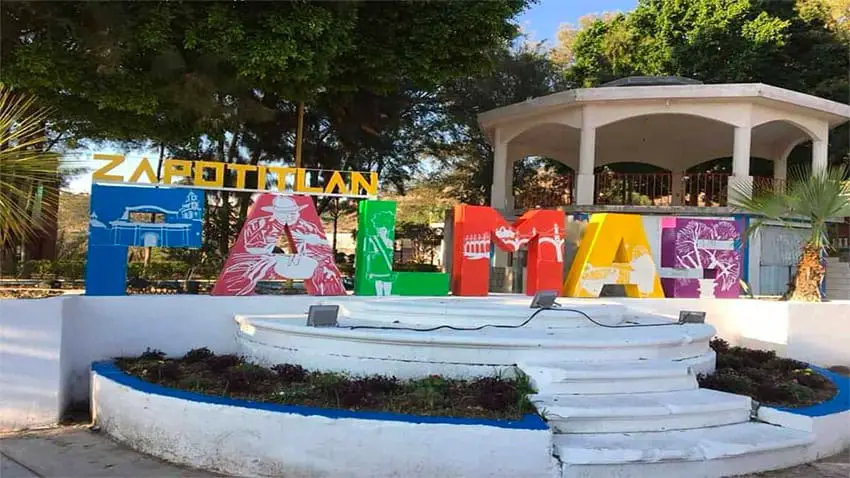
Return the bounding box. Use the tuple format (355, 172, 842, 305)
(116, 348, 535, 420)
(698, 338, 836, 407)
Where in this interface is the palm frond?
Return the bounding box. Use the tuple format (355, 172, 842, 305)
(0, 84, 62, 245)
(732, 164, 850, 251)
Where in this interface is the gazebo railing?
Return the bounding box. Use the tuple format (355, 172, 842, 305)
(514, 175, 574, 209)
(595, 171, 673, 206)
(679, 172, 730, 206)
(511, 172, 782, 209)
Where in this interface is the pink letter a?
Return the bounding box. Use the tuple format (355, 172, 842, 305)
(212, 194, 345, 296)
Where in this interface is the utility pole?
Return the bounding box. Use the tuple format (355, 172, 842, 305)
(295, 102, 304, 169)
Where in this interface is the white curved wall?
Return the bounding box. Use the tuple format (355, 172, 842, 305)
(92, 363, 556, 478)
(3, 294, 850, 431)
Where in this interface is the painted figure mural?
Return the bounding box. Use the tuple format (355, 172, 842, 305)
(660, 217, 744, 298)
(451, 206, 565, 296)
(212, 194, 345, 296)
(354, 200, 449, 296)
(563, 213, 664, 298)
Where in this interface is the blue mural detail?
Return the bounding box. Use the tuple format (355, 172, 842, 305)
(88, 185, 203, 248)
(86, 185, 204, 295)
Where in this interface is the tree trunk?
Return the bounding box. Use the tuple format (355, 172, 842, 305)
(788, 243, 824, 302)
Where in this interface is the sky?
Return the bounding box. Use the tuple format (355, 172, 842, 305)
(516, 0, 637, 46)
(65, 0, 638, 194)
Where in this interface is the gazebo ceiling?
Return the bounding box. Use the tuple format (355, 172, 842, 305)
(506, 113, 816, 171)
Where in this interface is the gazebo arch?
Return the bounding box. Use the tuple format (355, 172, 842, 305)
(479, 79, 849, 210)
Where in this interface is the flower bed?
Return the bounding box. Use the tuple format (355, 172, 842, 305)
(698, 338, 837, 408)
(115, 348, 536, 420)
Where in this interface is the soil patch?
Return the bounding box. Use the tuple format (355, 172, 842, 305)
(698, 338, 837, 408)
(115, 348, 535, 420)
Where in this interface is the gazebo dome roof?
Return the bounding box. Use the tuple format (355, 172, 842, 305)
(601, 76, 703, 87)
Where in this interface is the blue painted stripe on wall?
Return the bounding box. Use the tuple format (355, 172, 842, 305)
(775, 366, 850, 417)
(91, 362, 549, 430)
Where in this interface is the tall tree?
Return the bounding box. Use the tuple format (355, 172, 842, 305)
(565, 0, 849, 164)
(3, 1, 533, 255)
(428, 41, 568, 205)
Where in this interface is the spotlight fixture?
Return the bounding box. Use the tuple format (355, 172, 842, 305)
(306, 305, 340, 327)
(678, 310, 706, 324)
(530, 290, 558, 309)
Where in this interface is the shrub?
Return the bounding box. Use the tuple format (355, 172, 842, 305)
(183, 347, 214, 364)
(139, 348, 166, 361)
(271, 364, 308, 383)
(206, 354, 241, 372)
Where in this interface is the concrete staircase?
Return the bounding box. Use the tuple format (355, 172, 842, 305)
(520, 350, 815, 477)
(825, 257, 850, 300)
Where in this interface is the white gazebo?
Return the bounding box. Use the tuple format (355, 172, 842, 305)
(478, 79, 850, 211)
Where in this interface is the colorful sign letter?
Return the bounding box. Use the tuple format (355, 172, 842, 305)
(563, 213, 664, 298)
(660, 217, 743, 298)
(451, 206, 565, 296)
(354, 200, 449, 296)
(212, 194, 344, 296)
(86, 184, 204, 296)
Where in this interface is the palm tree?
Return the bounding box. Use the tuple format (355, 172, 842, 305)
(732, 165, 850, 301)
(0, 85, 61, 263)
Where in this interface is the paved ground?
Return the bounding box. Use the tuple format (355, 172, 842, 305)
(1, 426, 847, 477)
(0, 426, 217, 477)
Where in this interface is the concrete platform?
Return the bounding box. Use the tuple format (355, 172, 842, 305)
(1, 426, 845, 478)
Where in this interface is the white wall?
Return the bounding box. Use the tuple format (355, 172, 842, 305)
(613, 298, 850, 367)
(2, 294, 336, 431)
(0, 297, 65, 430)
(93, 370, 556, 478)
(3, 294, 850, 431)
(61, 295, 335, 402)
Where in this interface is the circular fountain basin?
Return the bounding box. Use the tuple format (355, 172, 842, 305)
(235, 296, 715, 378)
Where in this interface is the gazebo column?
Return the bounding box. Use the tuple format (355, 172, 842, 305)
(812, 139, 828, 175)
(576, 124, 596, 205)
(489, 127, 513, 290)
(504, 159, 515, 211)
(774, 143, 792, 192)
(490, 127, 509, 211)
(728, 125, 752, 204)
(671, 172, 683, 206)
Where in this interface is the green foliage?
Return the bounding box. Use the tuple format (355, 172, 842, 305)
(3, 1, 532, 256)
(566, 0, 849, 165)
(428, 41, 567, 204)
(18, 259, 85, 280)
(127, 260, 220, 281)
(1, 1, 531, 147)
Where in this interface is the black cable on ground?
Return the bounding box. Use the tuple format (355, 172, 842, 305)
(345, 303, 679, 332)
